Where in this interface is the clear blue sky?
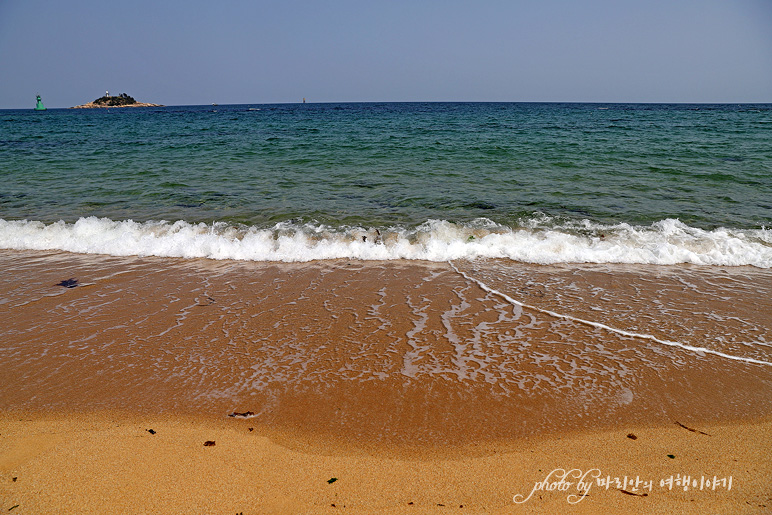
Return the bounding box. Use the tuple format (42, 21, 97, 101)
(1, 0, 771, 108)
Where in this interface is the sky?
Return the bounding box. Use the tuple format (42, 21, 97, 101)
(1, 0, 771, 108)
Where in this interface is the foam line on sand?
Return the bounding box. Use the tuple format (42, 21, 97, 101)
(448, 261, 772, 367)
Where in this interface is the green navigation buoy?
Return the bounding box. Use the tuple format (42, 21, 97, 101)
(34, 94, 46, 111)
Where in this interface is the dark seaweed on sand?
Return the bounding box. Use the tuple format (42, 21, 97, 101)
(620, 489, 648, 497)
(675, 421, 711, 436)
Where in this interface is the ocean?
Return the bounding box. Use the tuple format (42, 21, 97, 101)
(1, 102, 771, 443)
(1, 102, 771, 265)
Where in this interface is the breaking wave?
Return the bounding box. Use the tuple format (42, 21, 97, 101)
(1, 216, 770, 267)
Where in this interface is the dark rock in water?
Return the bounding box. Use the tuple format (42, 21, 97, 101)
(70, 92, 163, 109)
(57, 278, 78, 288)
(94, 93, 137, 106)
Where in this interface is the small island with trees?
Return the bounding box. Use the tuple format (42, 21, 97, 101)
(71, 92, 163, 109)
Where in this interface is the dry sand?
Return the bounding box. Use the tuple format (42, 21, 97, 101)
(1, 411, 770, 514)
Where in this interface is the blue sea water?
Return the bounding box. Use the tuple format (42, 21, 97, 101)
(1, 102, 771, 265)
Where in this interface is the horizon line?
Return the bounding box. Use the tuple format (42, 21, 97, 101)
(3, 99, 772, 110)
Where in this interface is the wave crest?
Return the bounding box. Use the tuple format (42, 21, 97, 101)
(0, 217, 770, 267)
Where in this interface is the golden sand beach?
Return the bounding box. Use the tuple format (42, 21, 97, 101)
(1, 249, 770, 513)
(2, 411, 769, 514)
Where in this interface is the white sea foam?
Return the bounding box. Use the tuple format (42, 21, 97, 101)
(0, 217, 770, 267)
(448, 262, 772, 367)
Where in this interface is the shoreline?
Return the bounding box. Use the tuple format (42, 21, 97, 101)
(1, 248, 770, 512)
(2, 409, 770, 513)
(1, 250, 771, 442)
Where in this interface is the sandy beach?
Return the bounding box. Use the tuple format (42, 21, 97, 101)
(2, 411, 770, 513)
(1, 249, 771, 513)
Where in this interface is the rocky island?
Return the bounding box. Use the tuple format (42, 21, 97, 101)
(70, 93, 163, 109)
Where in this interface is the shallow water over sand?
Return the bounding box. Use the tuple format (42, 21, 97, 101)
(2, 250, 770, 445)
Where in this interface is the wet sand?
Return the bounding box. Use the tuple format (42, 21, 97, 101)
(1, 249, 771, 512)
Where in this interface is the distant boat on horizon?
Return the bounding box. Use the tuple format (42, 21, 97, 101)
(34, 94, 46, 111)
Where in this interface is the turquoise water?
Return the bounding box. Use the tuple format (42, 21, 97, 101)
(1, 103, 771, 265)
